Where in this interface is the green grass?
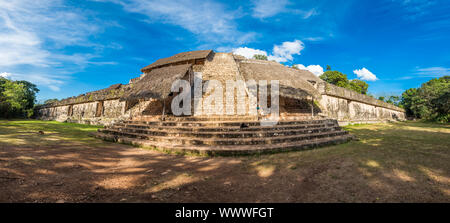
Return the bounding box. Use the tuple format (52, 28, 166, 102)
(0, 119, 103, 147)
(247, 121, 449, 169)
(0, 119, 448, 202)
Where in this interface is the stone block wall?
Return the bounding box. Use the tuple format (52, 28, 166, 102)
(36, 99, 153, 126)
(317, 84, 406, 124)
(35, 52, 406, 125)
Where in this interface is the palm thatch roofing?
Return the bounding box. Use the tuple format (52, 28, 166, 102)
(141, 50, 213, 73)
(238, 60, 321, 99)
(122, 64, 192, 101)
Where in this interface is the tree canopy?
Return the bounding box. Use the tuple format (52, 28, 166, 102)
(0, 77, 39, 118)
(319, 70, 349, 88)
(349, 79, 369, 95)
(400, 76, 449, 123)
(319, 70, 370, 95)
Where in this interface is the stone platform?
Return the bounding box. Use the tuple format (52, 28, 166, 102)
(91, 116, 354, 156)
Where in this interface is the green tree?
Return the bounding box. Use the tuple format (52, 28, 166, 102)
(378, 96, 385, 101)
(253, 54, 268, 61)
(400, 76, 449, 122)
(349, 79, 369, 94)
(400, 88, 418, 117)
(386, 95, 401, 106)
(319, 70, 349, 88)
(0, 77, 39, 118)
(15, 80, 39, 110)
(326, 65, 331, 71)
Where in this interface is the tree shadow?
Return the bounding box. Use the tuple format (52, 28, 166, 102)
(0, 120, 448, 202)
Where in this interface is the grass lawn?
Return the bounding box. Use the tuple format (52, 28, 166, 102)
(0, 119, 449, 202)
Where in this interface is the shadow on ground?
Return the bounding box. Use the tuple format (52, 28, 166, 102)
(0, 120, 448, 202)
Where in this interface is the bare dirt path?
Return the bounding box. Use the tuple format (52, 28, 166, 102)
(0, 120, 449, 202)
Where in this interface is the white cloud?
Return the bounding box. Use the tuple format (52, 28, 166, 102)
(251, 0, 318, 20)
(295, 64, 324, 76)
(0, 0, 115, 91)
(398, 67, 450, 80)
(414, 67, 450, 77)
(303, 37, 324, 42)
(0, 0, 101, 67)
(295, 8, 319, 19)
(48, 85, 61, 92)
(0, 72, 11, 78)
(1, 72, 67, 91)
(232, 40, 305, 63)
(251, 0, 289, 19)
(106, 0, 253, 44)
(269, 40, 304, 62)
(353, 68, 378, 81)
(232, 47, 268, 59)
(394, 0, 436, 20)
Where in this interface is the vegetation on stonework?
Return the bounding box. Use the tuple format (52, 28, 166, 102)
(0, 77, 39, 119)
(348, 79, 369, 95)
(253, 54, 268, 61)
(319, 70, 350, 88)
(319, 69, 370, 95)
(386, 95, 401, 106)
(44, 98, 59, 104)
(377, 96, 401, 106)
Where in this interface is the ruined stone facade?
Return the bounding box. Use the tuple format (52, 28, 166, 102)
(317, 83, 405, 125)
(36, 51, 405, 126)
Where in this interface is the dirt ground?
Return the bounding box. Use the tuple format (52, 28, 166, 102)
(0, 120, 449, 203)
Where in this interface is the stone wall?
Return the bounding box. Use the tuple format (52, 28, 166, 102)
(35, 52, 406, 125)
(36, 99, 152, 126)
(317, 83, 405, 124)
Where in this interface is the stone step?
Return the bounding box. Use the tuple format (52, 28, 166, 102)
(91, 132, 354, 156)
(144, 113, 318, 122)
(123, 119, 338, 127)
(134, 116, 260, 122)
(95, 128, 348, 146)
(110, 122, 337, 132)
(100, 126, 342, 138)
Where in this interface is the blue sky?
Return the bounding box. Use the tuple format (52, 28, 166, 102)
(1, 0, 449, 102)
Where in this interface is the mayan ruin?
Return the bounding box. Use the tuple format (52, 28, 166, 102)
(2, 0, 450, 208)
(35, 50, 406, 155)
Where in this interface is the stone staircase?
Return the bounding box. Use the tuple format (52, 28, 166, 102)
(91, 116, 353, 156)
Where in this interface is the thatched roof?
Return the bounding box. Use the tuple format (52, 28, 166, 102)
(238, 60, 321, 99)
(122, 64, 192, 101)
(141, 50, 213, 73)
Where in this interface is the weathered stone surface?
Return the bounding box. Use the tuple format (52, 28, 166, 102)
(91, 118, 354, 155)
(36, 99, 152, 126)
(318, 93, 405, 123)
(35, 50, 406, 125)
(318, 82, 404, 112)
